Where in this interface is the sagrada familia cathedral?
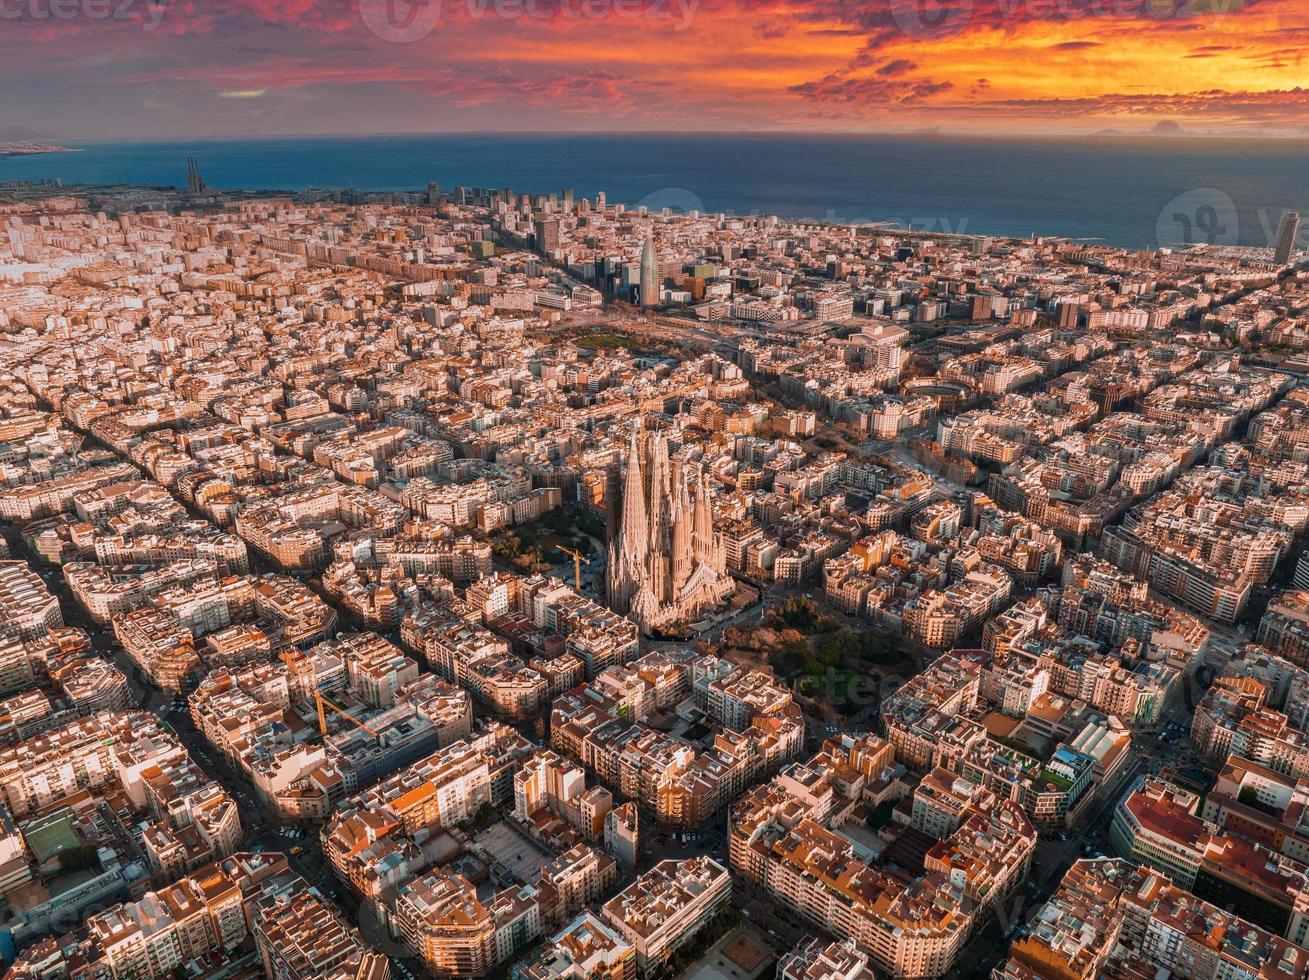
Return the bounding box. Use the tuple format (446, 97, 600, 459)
(607, 430, 734, 634)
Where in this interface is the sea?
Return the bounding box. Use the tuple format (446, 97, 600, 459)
(3, 133, 1307, 252)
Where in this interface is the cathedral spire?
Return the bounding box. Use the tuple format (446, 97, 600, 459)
(693, 463, 715, 565)
(619, 429, 649, 563)
(671, 466, 693, 597)
(646, 432, 671, 553)
(608, 427, 650, 615)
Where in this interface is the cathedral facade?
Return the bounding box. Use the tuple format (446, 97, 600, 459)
(607, 430, 734, 634)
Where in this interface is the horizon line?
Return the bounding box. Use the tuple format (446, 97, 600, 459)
(30, 129, 1309, 145)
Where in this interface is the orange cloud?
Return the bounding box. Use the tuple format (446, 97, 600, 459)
(1, 0, 1305, 135)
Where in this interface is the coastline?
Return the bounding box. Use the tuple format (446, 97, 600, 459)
(0, 146, 78, 161)
(0, 134, 1301, 251)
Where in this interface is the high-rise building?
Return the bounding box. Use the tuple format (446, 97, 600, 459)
(1275, 211, 1301, 264)
(639, 237, 659, 308)
(536, 218, 562, 254)
(186, 157, 207, 194)
(606, 431, 733, 634)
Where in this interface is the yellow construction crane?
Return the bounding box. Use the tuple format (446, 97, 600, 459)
(315, 689, 383, 740)
(556, 545, 592, 592)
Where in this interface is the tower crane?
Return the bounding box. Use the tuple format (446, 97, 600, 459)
(315, 689, 383, 740)
(556, 545, 592, 592)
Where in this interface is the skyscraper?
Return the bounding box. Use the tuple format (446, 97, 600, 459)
(186, 157, 207, 194)
(1274, 211, 1300, 264)
(535, 218, 561, 254)
(607, 431, 732, 633)
(639, 236, 659, 308)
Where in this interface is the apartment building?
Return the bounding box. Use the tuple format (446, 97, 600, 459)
(0, 562, 62, 640)
(600, 857, 730, 976)
(512, 912, 637, 980)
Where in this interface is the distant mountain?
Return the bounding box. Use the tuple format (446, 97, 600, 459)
(1088, 121, 1198, 138)
(1149, 120, 1188, 137)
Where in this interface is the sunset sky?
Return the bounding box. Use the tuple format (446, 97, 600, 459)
(3, 0, 1307, 138)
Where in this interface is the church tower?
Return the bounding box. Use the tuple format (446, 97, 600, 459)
(607, 431, 733, 634)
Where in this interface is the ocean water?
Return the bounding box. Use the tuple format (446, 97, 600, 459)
(3, 133, 1306, 251)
